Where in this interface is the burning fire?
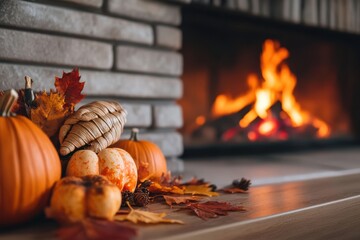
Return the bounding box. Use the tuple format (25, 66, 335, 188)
(212, 40, 330, 140)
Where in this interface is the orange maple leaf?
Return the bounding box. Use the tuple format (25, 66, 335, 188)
(31, 91, 70, 137)
(55, 68, 85, 110)
(149, 182, 185, 195)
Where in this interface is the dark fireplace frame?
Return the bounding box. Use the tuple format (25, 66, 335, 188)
(180, 4, 360, 157)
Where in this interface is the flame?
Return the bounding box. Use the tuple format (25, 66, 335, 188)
(212, 39, 330, 139)
(212, 74, 258, 117)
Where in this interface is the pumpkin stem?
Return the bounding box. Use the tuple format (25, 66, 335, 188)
(24, 76, 35, 106)
(0, 89, 18, 117)
(130, 128, 139, 141)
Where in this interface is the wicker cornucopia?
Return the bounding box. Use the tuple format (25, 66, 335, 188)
(59, 101, 127, 156)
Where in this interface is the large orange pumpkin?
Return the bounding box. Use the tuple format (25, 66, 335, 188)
(111, 128, 167, 182)
(0, 90, 61, 227)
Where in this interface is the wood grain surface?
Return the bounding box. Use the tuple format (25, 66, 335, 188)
(1, 173, 360, 240)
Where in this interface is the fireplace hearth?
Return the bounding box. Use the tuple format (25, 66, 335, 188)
(179, 5, 360, 155)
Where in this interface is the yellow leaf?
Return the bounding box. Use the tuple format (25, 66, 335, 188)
(183, 184, 219, 197)
(31, 91, 70, 137)
(115, 204, 183, 224)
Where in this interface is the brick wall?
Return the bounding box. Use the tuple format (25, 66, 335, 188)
(0, 0, 184, 169)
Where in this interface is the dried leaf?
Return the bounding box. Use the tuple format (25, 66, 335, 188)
(183, 184, 219, 197)
(57, 218, 137, 240)
(184, 201, 246, 220)
(55, 68, 85, 109)
(221, 178, 252, 194)
(149, 182, 185, 195)
(163, 195, 204, 206)
(221, 188, 247, 194)
(159, 173, 182, 187)
(115, 204, 183, 224)
(232, 178, 251, 191)
(181, 177, 210, 186)
(31, 91, 70, 137)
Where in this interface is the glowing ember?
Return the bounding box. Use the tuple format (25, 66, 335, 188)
(212, 39, 330, 140)
(258, 119, 277, 136)
(195, 115, 206, 126)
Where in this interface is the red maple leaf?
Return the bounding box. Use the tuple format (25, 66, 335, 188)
(184, 201, 246, 220)
(55, 68, 85, 109)
(57, 218, 137, 240)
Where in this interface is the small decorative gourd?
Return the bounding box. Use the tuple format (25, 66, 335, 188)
(111, 128, 167, 182)
(0, 90, 61, 226)
(46, 175, 121, 224)
(66, 148, 138, 192)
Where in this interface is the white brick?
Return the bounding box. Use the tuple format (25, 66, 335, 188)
(0, 64, 183, 99)
(116, 46, 183, 76)
(107, 0, 181, 25)
(79, 99, 152, 127)
(122, 103, 152, 127)
(55, 0, 103, 8)
(0, 1, 153, 45)
(0, 29, 112, 69)
(121, 131, 183, 157)
(156, 25, 182, 49)
(83, 71, 183, 99)
(153, 104, 183, 128)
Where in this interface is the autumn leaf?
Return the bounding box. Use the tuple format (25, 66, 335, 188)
(183, 184, 219, 197)
(221, 178, 251, 194)
(163, 195, 204, 206)
(31, 91, 70, 137)
(57, 218, 137, 240)
(181, 177, 211, 186)
(184, 201, 246, 220)
(55, 68, 85, 109)
(157, 173, 183, 188)
(115, 204, 183, 224)
(221, 188, 247, 194)
(149, 182, 185, 195)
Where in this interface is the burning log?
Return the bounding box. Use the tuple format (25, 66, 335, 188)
(192, 100, 320, 143)
(192, 104, 253, 142)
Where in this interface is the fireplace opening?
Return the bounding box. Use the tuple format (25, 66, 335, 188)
(179, 5, 360, 156)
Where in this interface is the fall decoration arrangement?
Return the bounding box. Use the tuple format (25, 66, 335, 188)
(1, 67, 252, 240)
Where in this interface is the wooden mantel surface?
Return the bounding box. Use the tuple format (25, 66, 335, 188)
(1, 173, 360, 240)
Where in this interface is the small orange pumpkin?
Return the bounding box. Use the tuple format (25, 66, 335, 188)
(46, 175, 121, 224)
(112, 128, 167, 182)
(66, 148, 138, 192)
(0, 90, 61, 226)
